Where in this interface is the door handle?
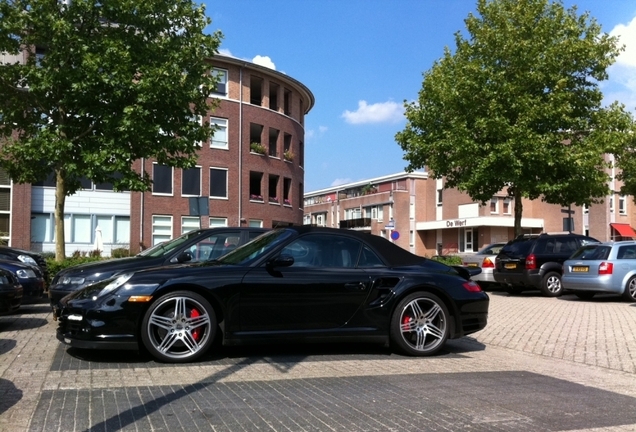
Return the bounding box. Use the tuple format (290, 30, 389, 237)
(344, 282, 366, 291)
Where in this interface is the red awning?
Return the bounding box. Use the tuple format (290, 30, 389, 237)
(610, 223, 636, 238)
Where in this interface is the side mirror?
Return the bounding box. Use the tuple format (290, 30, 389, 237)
(267, 254, 294, 268)
(176, 251, 193, 263)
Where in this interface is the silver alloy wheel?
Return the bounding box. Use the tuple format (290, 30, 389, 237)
(399, 297, 447, 353)
(146, 295, 212, 360)
(545, 274, 561, 293)
(628, 278, 636, 300)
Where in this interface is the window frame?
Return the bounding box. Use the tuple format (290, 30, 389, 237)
(209, 167, 228, 199)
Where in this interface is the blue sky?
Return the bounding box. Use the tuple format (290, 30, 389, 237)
(203, 1, 636, 192)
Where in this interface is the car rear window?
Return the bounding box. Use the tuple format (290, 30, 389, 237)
(500, 239, 534, 257)
(570, 245, 611, 260)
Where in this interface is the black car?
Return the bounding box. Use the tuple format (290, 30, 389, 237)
(0, 268, 23, 314)
(54, 226, 489, 363)
(0, 260, 45, 301)
(0, 246, 49, 285)
(493, 233, 599, 296)
(49, 227, 268, 307)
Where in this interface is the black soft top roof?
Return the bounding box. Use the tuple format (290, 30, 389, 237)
(283, 226, 427, 267)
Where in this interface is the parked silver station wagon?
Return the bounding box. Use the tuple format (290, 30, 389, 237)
(562, 241, 636, 301)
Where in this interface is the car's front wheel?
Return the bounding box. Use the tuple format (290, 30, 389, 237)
(390, 292, 449, 356)
(622, 277, 636, 302)
(541, 271, 563, 297)
(141, 291, 216, 363)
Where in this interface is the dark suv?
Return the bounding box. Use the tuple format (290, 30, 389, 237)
(494, 233, 599, 296)
(49, 227, 267, 307)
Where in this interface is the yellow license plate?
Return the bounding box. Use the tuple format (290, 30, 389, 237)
(465, 263, 478, 267)
(572, 266, 589, 272)
(504, 263, 516, 269)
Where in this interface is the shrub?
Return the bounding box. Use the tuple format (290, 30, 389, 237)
(111, 247, 131, 258)
(431, 255, 463, 266)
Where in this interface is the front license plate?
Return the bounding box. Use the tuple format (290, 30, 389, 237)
(572, 266, 589, 272)
(465, 263, 478, 267)
(504, 263, 516, 269)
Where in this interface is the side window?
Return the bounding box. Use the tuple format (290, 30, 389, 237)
(279, 234, 361, 268)
(618, 246, 636, 259)
(560, 238, 578, 254)
(186, 231, 241, 262)
(358, 245, 384, 268)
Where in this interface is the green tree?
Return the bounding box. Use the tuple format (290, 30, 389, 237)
(0, 0, 222, 260)
(396, 0, 629, 236)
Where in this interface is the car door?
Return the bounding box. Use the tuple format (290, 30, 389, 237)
(238, 233, 371, 333)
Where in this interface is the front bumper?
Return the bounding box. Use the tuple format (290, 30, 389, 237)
(0, 288, 22, 314)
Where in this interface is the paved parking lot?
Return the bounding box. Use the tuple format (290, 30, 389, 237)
(2, 289, 636, 431)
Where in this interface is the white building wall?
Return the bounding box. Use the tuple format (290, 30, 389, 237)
(31, 187, 131, 256)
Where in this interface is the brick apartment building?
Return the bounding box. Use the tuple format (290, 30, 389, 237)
(3, 55, 314, 255)
(303, 166, 636, 257)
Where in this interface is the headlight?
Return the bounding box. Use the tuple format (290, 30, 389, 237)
(95, 273, 134, 298)
(60, 276, 86, 285)
(16, 269, 37, 279)
(18, 255, 37, 266)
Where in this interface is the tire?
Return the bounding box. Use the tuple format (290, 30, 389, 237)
(574, 291, 596, 300)
(622, 276, 636, 302)
(141, 291, 216, 363)
(390, 292, 449, 356)
(540, 271, 563, 297)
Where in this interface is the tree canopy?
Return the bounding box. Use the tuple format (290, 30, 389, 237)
(0, 0, 222, 259)
(396, 0, 631, 236)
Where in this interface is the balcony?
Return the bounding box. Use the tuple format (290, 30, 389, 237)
(339, 218, 371, 229)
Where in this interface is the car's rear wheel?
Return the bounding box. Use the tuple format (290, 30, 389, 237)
(141, 291, 216, 363)
(541, 271, 563, 297)
(622, 277, 636, 302)
(391, 292, 449, 356)
(574, 291, 596, 300)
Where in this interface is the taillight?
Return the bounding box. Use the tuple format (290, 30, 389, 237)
(482, 257, 494, 268)
(525, 253, 537, 270)
(598, 262, 613, 275)
(462, 281, 482, 292)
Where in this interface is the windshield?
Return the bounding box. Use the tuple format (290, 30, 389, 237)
(216, 229, 294, 265)
(138, 230, 205, 258)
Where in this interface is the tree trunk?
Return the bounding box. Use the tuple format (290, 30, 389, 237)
(514, 192, 523, 238)
(54, 169, 66, 261)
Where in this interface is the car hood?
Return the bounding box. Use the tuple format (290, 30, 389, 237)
(57, 255, 163, 278)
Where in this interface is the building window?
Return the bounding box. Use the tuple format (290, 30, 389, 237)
(283, 133, 292, 156)
(152, 164, 173, 195)
(284, 88, 292, 115)
(249, 219, 263, 228)
(250, 123, 263, 149)
(490, 198, 499, 214)
(210, 168, 228, 199)
(619, 196, 627, 215)
(303, 214, 311, 225)
(210, 117, 228, 149)
(345, 208, 362, 219)
(152, 215, 172, 245)
(210, 68, 228, 97)
(181, 216, 200, 234)
(250, 76, 263, 105)
(314, 213, 326, 227)
(209, 217, 227, 227)
(250, 171, 263, 201)
(182, 167, 201, 196)
(436, 189, 443, 206)
(283, 178, 292, 206)
(269, 82, 279, 111)
(31, 213, 130, 246)
(298, 183, 303, 209)
(268, 128, 279, 158)
(503, 198, 511, 215)
(268, 174, 279, 203)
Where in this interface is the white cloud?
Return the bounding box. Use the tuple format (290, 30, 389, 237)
(611, 16, 636, 68)
(331, 178, 352, 187)
(305, 126, 328, 141)
(218, 48, 234, 57)
(342, 100, 405, 124)
(252, 55, 276, 70)
(607, 15, 636, 111)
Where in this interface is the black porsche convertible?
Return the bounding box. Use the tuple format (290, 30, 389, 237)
(54, 226, 489, 363)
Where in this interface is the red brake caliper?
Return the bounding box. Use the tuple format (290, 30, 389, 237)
(402, 315, 412, 328)
(190, 308, 201, 341)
